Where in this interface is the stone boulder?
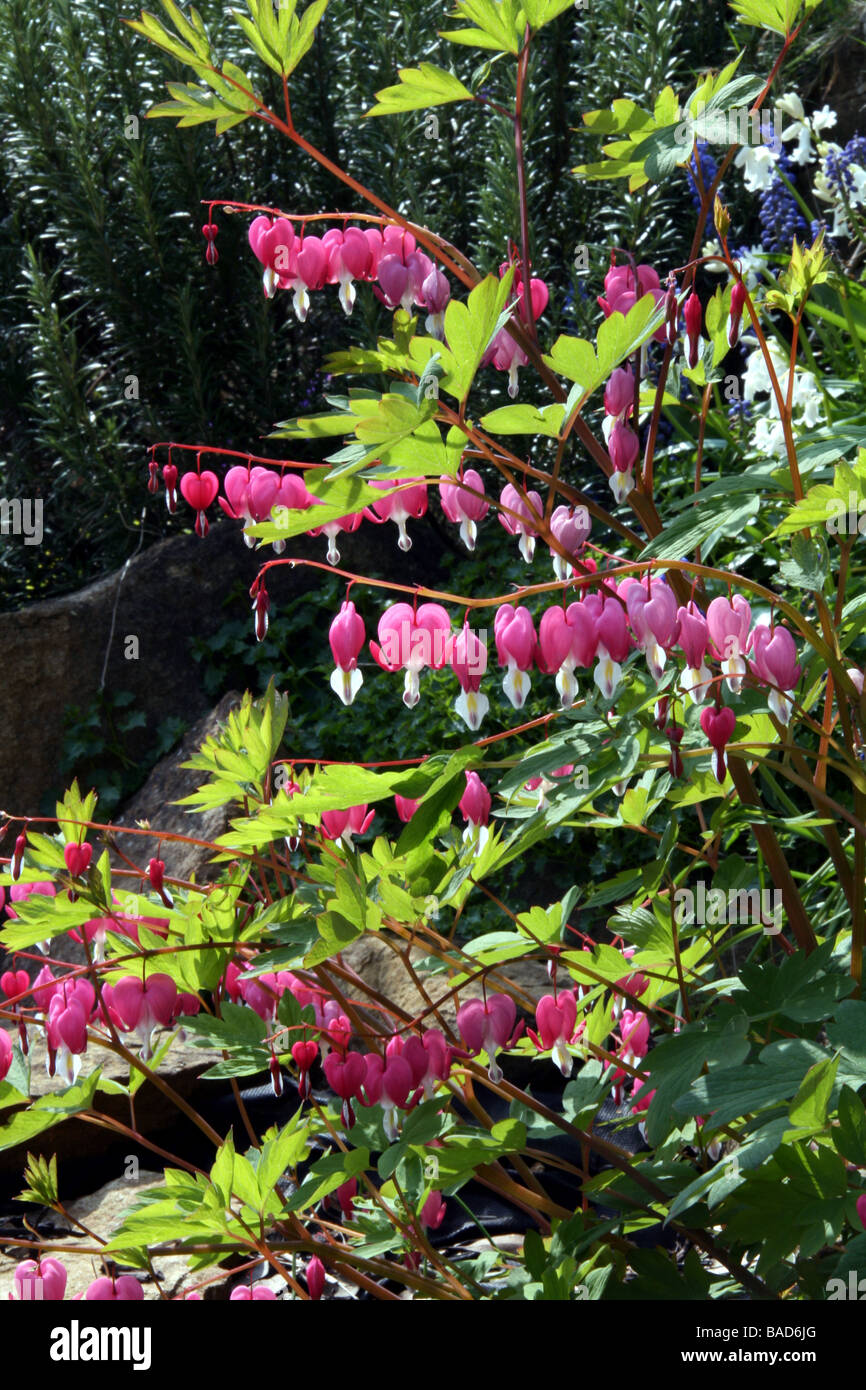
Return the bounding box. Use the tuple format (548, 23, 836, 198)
(0, 514, 452, 818)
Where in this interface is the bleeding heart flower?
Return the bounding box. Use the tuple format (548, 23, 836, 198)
(676, 602, 712, 704)
(1, 970, 30, 1004)
(292, 1039, 318, 1099)
(707, 595, 752, 694)
(494, 605, 537, 709)
(110, 974, 178, 1060)
(179, 470, 219, 538)
(369, 479, 428, 552)
(361, 1052, 414, 1140)
(700, 705, 737, 783)
(320, 804, 375, 850)
(529, 991, 580, 1077)
(323, 225, 372, 314)
(497, 484, 543, 563)
(323, 1049, 366, 1127)
(549, 505, 591, 580)
(748, 623, 802, 725)
(328, 600, 366, 706)
(459, 771, 491, 851)
(85, 1274, 143, 1301)
(229, 1283, 277, 1300)
(444, 622, 488, 731)
(14, 1257, 68, 1301)
(63, 842, 92, 878)
(439, 471, 489, 551)
(369, 602, 451, 708)
(457, 993, 517, 1083)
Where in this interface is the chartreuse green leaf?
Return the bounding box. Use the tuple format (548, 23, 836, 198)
(439, 0, 524, 53)
(544, 293, 666, 412)
(366, 62, 472, 116)
(729, 0, 824, 37)
(479, 403, 565, 437)
(520, 0, 576, 28)
(431, 1120, 527, 1187)
(177, 682, 288, 808)
(268, 389, 451, 483)
(575, 86, 679, 191)
(1, 892, 94, 952)
(0, 1072, 102, 1153)
(232, 0, 329, 79)
(285, 1147, 370, 1212)
(255, 1110, 312, 1190)
(56, 778, 98, 847)
(771, 450, 866, 537)
(247, 475, 385, 547)
(766, 233, 832, 316)
(131, 0, 330, 130)
(442, 269, 515, 403)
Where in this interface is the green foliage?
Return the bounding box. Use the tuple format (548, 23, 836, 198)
(58, 688, 187, 814)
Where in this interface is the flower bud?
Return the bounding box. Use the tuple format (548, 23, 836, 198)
(684, 293, 703, 369)
(728, 280, 747, 348)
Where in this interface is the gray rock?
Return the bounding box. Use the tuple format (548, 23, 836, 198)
(0, 515, 450, 818)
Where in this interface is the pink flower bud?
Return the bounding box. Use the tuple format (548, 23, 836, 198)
(161, 463, 179, 514)
(608, 422, 639, 474)
(459, 772, 491, 830)
(684, 292, 703, 369)
(336, 1178, 358, 1220)
(603, 367, 635, 419)
(729, 280, 747, 347)
(420, 1191, 447, 1231)
(306, 1256, 325, 1301)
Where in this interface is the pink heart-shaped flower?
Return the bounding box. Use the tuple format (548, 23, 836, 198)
(63, 842, 93, 877)
(179, 471, 219, 512)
